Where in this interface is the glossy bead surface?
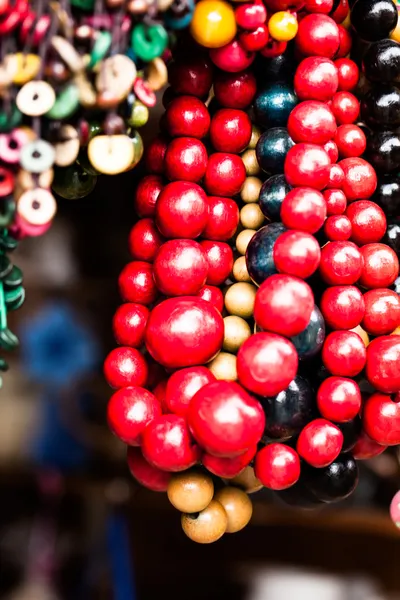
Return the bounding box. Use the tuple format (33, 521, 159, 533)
(324, 189, 347, 216)
(134, 175, 163, 218)
(324, 215, 352, 241)
(363, 391, 400, 445)
(204, 153, 246, 196)
(224, 282, 257, 318)
(254, 82, 298, 129)
(213, 69, 257, 109)
(362, 289, 400, 336)
(223, 316, 252, 354)
(273, 230, 321, 279)
(210, 108, 252, 153)
(128, 218, 164, 263)
(365, 335, 400, 394)
(203, 196, 239, 242)
(317, 376, 361, 423)
(259, 174, 291, 221)
(361, 85, 400, 129)
(331, 92, 360, 125)
(118, 261, 158, 305)
(335, 58, 359, 92)
(156, 181, 208, 239)
(203, 445, 256, 478)
(303, 453, 358, 502)
(144, 136, 168, 175)
(210, 39, 255, 73)
(239, 25, 269, 52)
(372, 175, 400, 219)
(165, 96, 210, 139)
(322, 330, 367, 377)
(290, 305, 325, 360)
(127, 447, 171, 492)
(107, 386, 161, 444)
(181, 500, 227, 544)
(320, 285, 365, 330)
(296, 14, 340, 58)
(362, 39, 400, 84)
(350, 0, 397, 43)
(167, 470, 214, 513)
(196, 285, 224, 313)
(319, 241, 363, 286)
(359, 243, 399, 289)
(334, 125, 366, 159)
(153, 239, 208, 296)
(294, 57, 338, 102)
(201, 240, 234, 286)
(281, 187, 327, 233)
(190, 0, 237, 49)
(246, 223, 286, 285)
(164, 138, 208, 183)
(284, 144, 330, 191)
(255, 444, 300, 490)
(352, 430, 387, 460)
(256, 127, 295, 174)
(104, 347, 148, 389)
(168, 55, 213, 98)
(288, 101, 336, 145)
(214, 487, 253, 533)
(297, 418, 343, 468)
(113, 303, 149, 348)
(346, 201, 386, 246)
(339, 157, 377, 201)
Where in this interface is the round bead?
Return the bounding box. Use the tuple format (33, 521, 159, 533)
(317, 377, 361, 423)
(203, 445, 256, 478)
(165, 96, 210, 138)
(303, 453, 358, 503)
(235, 2, 266, 29)
(181, 500, 227, 544)
(210, 39, 255, 73)
(134, 175, 163, 218)
(335, 58, 359, 92)
(127, 447, 171, 492)
(164, 367, 215, 417)
(259, 174, 291, 221)
(339, 157, 377, 201)
(104, 347, 148, 389)
(361, 86, 400, 129)
(294, 57, 338, 102)
(196, 285, 224, 313)
(201, 240, 233, 286)
(365, 131, 400, 174)
(240, 203, 264, 230)
(210, 108, 252, 153)
(128, 218, 164, 263)
(322, 330, 367, 377)
(17, 188, 56, 225)
(204, 153, 246, 196)
(254, 82, 298, 129)
(296, 418, 343, 468)
(203, 196, 239, 241)
(331, 92, 360, 125)
(323, 140, 339, 164)
(246, 222, 286, 285)
(269, 11, 298, 42)
(365, 335, 400, 394)
(346, 201, 386, 246)
(223, 315, 252, 354)
(319, 241, 363, 286)
(288, 101, 336, 145)
(296, 14, 340, 58)
(87, 135, 134, 175)
(352, 430, 387, 461)
(213, 69, 257, 109)
(284, 144, 331, 191)
(224, 282, 257, 318)
(232, 256, 251, 282)
(324, 215, 352, 241)
(112, 303, 149, 347)
(145, 297, 224, 369)
(153, 239, 208, 296)
(326, 164, 345, 190)
(324, 189, 347, 216)
(144, 136, 168, 175)
(362, 39, 400, 84)
(164, 138, 208, 183)
(290, 305, 325, 360)
(236, 229, 256, 255)
(372, 175, 400, 219)
(359, 243, 399, 289)
(239, 25, 269, 52)
(208, 352, 237, 381)
(320, 285, 365, 330)
(167, 471, 214, 513)
(155, 181, 208, 239)
(362, 289, 400, 336)
(241, 148, 261, 176)
(118, 261, 158, 305)
(281, 187, 327, 234)
(350, 0, 397, 42)
(107, 386, 161, 444)
(190, 0, 237, 49)
(255, 444, 301, 490)
(214, 487, 252, 533)
(256, 127, 294, 174)
(168, 55, 213, 98)
(334, 125, 366, 159)
(363, 391, 400, 445)
(20, 139, 55, 173)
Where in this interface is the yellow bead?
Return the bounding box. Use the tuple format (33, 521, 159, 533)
(6, 53, 41, 86)
(390, 14, 400, 42)
(190, 0, 237, 49)
(268, 11, 298, 42)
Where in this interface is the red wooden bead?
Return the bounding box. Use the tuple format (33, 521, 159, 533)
(195, 285, 224, 313)
(284, 144, 331, 191)
(330, 92, 360, 125)
(165, 366, 216, 416)
(213, 69, 257, 109)
(235, 1, 267, 29)
(142, 414, 201, 471)
(363, 391, 400, 445)
(334, 125, 366, 159)
(288, 101, 336, 145)
(326, 164, 344, 189)
(260, 39, 287, 58)
(366, 336, 400, 394)
(146, 356, 166, 390)
(264, 0, 303, 9)
(145, 297, 224, 369)
(362, 289, 400, 336)
(281, 187, 327, 233)
(203, 445, 257, 478)
(294, 57, 338, 102)
(339, 158, 377, 201)
(319, 241, 363, 285)
(295, 14, 340, 58)
(336, 24, 352, 59)
(239, 25, 270, 52)
(317, 376, 361, 422)
(320, 285, 365, 330)
(127, 447, 171, 492)
(134, 175, 163, 218)
(155, 181, 208, 239)
(255, 444, 301, 490)
(188, 380, 265, 457)
(153, 239, 208, 296)
(128, 218, 164, 263)
(200, 240, 234, 286)
(324, 215, 352, 241)
(164, 137, 208, 183)
(352, 430, 387, 461)
(107, 385, 161, 444)
(345, 201, 386, 247)
(254, 274, 314, 337)
(118, 261, 158, 305)
(323, 140, 339, 163)
(113, 303, 149, 348)
(210, 39, 255, 73)
(296, 418, 343, 468)
(204, 153, 246, 196)
(164, 96, 210, 139)
(304, 0, 333, 13)
(335, 58, 359, 92)
(237, 332, 298, 397)
(144, 136, 168, 175)
(324, 189, 347, 215)
(203, 196, 239, 241)
(168, 55, 213, 98)
(273, 230, 321, 279)
(330, 0, 349, 23)
(210, 108, 252, 154)
(322, 330, 367, 377)
(153, 378, 168, 412)
(104, 347, 149, 389)
(359, 243, 399, 289)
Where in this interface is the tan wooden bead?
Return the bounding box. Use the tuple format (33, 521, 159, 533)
(350, 325, 370, 347)
(224, 282, 257, 318)
(232, 256, 251, 282)
(223, 315, 252, 353)
(181, 500, 227, 544)
(167, 471, 214, 513)
(241, 176, 263, 203)
(236, 229, 256, 255)
(208, 352, 237, 381)
(248, 124, 262, 149)
(214, 487, 253, 533)
(146, 57, 168, 91)
(228, 466, 263, 494)
(240, 203, 265, 230)
(241, 149, 260, 176)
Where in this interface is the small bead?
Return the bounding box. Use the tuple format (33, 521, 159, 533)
(167, 471, 214, 513)
(320, 285, 365, 331)
(240, 203, 264, 230)
(190, 0, 237, 49)
(104, 347, 148, 389)
(181, 500, 228, 544)
(255, 444, 301, 490)
(112, 303, 149, 347)
(223, 315, 252, 354)
(233, 256, 251, 282)
(317, 376, 362, 423)
(107, 385, 160, 444)
(236, 229, 256, 255)
(322, 330, 367, 377)
(214, 487, 253, 533)
(224, 282, 257, 318)
(118, 261, 158, 305)
(362, 289, 400, 336)
(208, 351, 237, 381)
(296, 418, 343, 468)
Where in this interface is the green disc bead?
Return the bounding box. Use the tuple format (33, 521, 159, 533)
(6, 290, 25, 312)
(77, 148, 101, 175)
(3, 265, 23, 289)
(52, 164, 97, 200)
(0, 256, 12, 279)
(0, 197, 15, 228)
(5, 286, 25, 308)
(88, 31, 112, 69)
(71, 0, 95, 8)
(131, 24, 168, 62)
(128, 101, 149, 128)
(46, 84, 80, 120)
(0, 328, 19, 351)
(0, 106, 22, 133)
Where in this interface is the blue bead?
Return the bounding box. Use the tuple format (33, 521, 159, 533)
(245, 222, 286, 285)
(254, 45, 296, 84)
(259, 174, 291, 221)
(254, 82, 298, 129)
(256, 127, 294, 174)
(291, 305, 325, 360)
(165, 0, 194, 29)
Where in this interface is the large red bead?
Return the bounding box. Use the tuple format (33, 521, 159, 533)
(294, 57, 338, 102)
(273, 230, 321, 279)
(144, 136, 168, 175)
(346, 201, 386, 246)
(324, 189, 347, 215)
(200, 240, 234, 286)
(153, 239, 208, 296)
(322, 330, 367, 377)
(237, 332, 298, 397)
(362, 289, 400, 336)
(366, 335, 400, 394)
(104, 347, 148, 389)
(134, 175, 163, 218)
(213, 69, 257, 109)
(339, 158, 377, 201)
(288, 101, 336, 145)
(363, 392, 400, 445)
(128, 218, 164, 263)
(335, 58, 359, 92)
(195, 285, 224, 313)
(284, 144, 331, 191)
(164, 137, 208, 183)
(336, 23, 352, 58)
(165, 366, 216, 417)
(155, 181, 208, 239)
(319, 241, 363, 285)
(107, 385, 161, 444)
(320, 285, 365, 330)
(334, 125, 366, 159)
(255, 444, 301, 490)
(235, 1, 267, 29)
(296, 418, 343, 468)
(352, 430, 387, 461)
(295, 14, 340, 58)
(204, 153, 246, 196)
(317, 376, 361, 423)
(168, 55, 213, 98)
(113, 303, 149, 348)
(127, 447, 171, 492)
(203, 196, 239, 241)
(210, 39, 255, 73)
(188, 380, 265, 457)
(118, 261, 158, 305)
(358, 243, 399, 289)
(202, 445, 257, 478)
(141, 414, 201, 471)
(164, 96, 210, 139)
(281, 187, 327, 233)
(145, 297, 224, 369)
(331, 92, 360, 125)
(254, 274, 314, 337)
(210, 109, 252, 154)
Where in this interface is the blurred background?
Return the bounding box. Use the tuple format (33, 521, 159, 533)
(1, 108, 400, 600)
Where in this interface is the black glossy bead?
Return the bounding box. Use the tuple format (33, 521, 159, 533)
(254, 83, 298, 129)
(303, 453, 359, 503)
(351, 0, 397, 43)
(335, 417, 362, 452)
(394, 275, 400, 294)
(291, 306, 326, 360)
(259, 174, 291, 221)
(255, 46, 296, 84)
(365, 130, 400, 172)
(260, 375, 315, 441)
(245, 222, 286, 285)
(274, 478, 323, 510)
(361, 85, 400, 128)
(256, 127, 294, 175)
(362, 39, 400, 83)
(372, 175, 400, 218)
(52, 164, 97, 200)
(383, 220, 400, 256)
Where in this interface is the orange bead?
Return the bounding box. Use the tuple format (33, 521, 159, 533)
(191, 0, 237, 48)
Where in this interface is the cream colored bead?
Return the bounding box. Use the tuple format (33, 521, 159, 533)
(240, 203, 265, 230)
(208, 352, 237, 381)
(241, 149, 260, 176)
(241, 176, 263, 203)
(223, 315, 252, 353)
(236, 229, 256, 255)
(88, 135, 134, 174)
(224, 282, 257, 318)
(232, 256, 251, 282)
(146, 57, 168, 91)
